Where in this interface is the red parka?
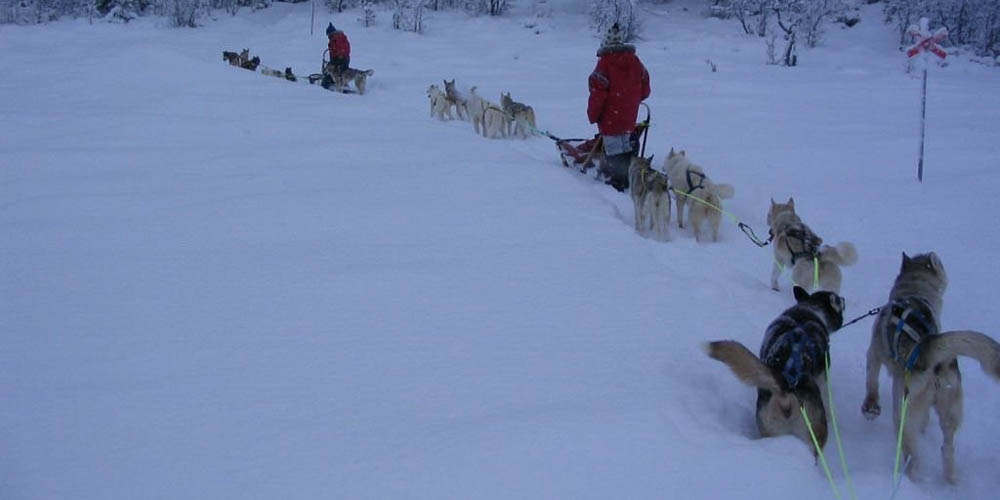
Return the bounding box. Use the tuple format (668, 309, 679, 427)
(587, 44, 650, 136)
(328, 30, 351, 59)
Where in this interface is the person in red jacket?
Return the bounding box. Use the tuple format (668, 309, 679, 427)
(587, 22, 651, 192)
(326, 22, 351, 74)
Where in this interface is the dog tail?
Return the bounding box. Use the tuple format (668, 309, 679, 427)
(917, 330, 1000, 380)
(704, 340, 783, 393)
(709, 183, 734, 200)
(365, 69, 375, 76)
(820, 242, 857, 267)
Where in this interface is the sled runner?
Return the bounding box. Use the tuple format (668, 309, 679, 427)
(557, 135, 604, 172)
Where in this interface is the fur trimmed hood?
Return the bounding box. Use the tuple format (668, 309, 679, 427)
(597, 43, 636, 57)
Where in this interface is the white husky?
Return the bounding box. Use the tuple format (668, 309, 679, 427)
(466, 87, 489, 137)
(664, 149, 735, 242)
(427, 84, 452, 121)
(482, 101, 508, 139)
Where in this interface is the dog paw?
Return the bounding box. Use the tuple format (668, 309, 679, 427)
(861, 397, 881, 420)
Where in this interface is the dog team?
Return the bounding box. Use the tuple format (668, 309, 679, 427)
(222, 22, 374, 94)
(426, 79, 537, 140)
(577, 98, 995, 486)
(224, 17, 997, 487)
(648, 140, 999, 485)
(647, 144, 998, 485)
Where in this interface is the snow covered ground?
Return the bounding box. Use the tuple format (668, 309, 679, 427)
(3, 1, 1000, 498)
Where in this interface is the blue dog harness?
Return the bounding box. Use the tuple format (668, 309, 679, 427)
(887, 297, 937, 370)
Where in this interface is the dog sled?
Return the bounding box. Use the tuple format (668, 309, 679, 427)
(554, 103, 651, 173)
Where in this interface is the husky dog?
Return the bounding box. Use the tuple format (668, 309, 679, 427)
(627, 155, 671, 240)
(427, 84, 452, 120)
(862, 252, 1000, 483)
(260, 66, 296, 82)
(242, 55, 261, 71)
(466, 87, 489, 136)
(483, 102, 508, 139)
(706, 286, 846, 455)
(664, 149, 735, 242)
(443, 79, 468, 120)
(500, 92, 536, 139)
(222, 50, 241, 66)
(767, 198, 821, 292)
(331, 67, 374, 95)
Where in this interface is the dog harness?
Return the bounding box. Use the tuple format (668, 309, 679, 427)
(761, 315, 828, 390)
(784, 225, 822, 265)
(683, 169, 706, 194)
(887, 296, 937, 369)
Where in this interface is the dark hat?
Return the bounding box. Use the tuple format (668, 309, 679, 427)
(326, 22, 336, 36)
(602, 22, 623, 47)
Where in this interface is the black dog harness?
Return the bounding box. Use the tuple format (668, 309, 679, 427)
(887, 296, 937, 369)
(783, 225, 822, 265)
(684, 169, 706, 194)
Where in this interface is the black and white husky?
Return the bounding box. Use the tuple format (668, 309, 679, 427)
(862, 252, 1000, 483)
(706, 286, 846, 455)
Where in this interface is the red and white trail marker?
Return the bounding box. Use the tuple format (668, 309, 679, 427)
(907, 26, 948, 60)
(908, 18, 948, 182)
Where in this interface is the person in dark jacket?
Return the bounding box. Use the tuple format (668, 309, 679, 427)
(587, 22, 651, 192)
(326, 22, 351, 74)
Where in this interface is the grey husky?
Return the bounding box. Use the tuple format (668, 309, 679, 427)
(329, 66, 374, 95)
(706, 286, 846, 455)
(861, 252, 1000, 483)
(500, 92, 536, 139)
(627, 155, 670, 240)
(443, 79, 468, 120)
(767, 198, 857, 294)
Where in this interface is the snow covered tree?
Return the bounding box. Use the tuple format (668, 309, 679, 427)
(361, 0, 376, 26)
(464, 0, 507, 16)
(165, 0, 207, 26)
(326, 0, 358, 13)
(392, 0, 424, 33)
(590, 0, 642, 42)
(95, 0, 150, 21)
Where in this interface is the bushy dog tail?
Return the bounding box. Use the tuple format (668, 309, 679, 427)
(918, 330, 1000, 380)
(365, 69, 375, 76)
(704, 340, 782, 393)
(821, 242, 857, 267)
(709, 183, 735, 200)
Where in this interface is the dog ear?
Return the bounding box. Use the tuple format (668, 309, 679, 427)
(669, 147, 675, 157)
(648, 154, 655, 163)
(901, 252, 911, 271)
(793, 286, 810, 303)
(787, 197, 794, 208)
(704, 341, 783, 393)
(928, 251, 942, 272)
(828, 293, 845, 314)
